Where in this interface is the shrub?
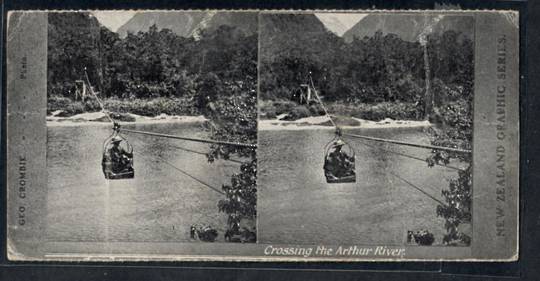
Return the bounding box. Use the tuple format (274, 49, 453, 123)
(83, 98, 102, 112)
(280, 105, 310, 120)
(54, 102, 84, 117)
(47, 95, 73, 114)
(308, 103, 325, 116)
(273, 100, 296, 116)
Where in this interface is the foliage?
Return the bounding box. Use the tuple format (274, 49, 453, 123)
(426, 73, 473, 246)
(206, 77, 258, 242)
(436, 165, 472, 245)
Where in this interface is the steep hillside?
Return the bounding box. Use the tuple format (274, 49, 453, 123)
(343, 14, 474, 42)
(204, 12, 258, 35)
(117, 11, 257, 38)
(260, 13, 339, 62)
(117, 11, 207, 37)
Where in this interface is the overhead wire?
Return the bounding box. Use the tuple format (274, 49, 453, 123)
(129, 136, 225, 195)
(387, 170, 447, 207)
(84, 68, 115, 124)
(121, 128, 257, 149)
(343, 132, 472, 154)
(353, 138, 466, 172)
(166, 144, 244, 164)
(309, 75, 338, 129)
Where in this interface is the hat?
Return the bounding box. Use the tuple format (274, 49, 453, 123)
(334, 139, 345, 147)
(111, 136, 122, 143)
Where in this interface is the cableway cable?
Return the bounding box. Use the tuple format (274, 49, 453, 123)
(129, 137, 225, 195)
(84, 68, 115, 124)
(355, 139, 466, 172)
(309, 75, 338, 129)
(387, 170, 447, 207)
(343, 132, 472, 154)
(121, 128, 257, 148)
(167, 144, 244, 164)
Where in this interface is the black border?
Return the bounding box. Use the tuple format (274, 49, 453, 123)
(1, 0, 536, 280)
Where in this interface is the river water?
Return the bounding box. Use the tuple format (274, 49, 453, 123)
(46, 122, 239, 242)
(257, 127, 460, 245)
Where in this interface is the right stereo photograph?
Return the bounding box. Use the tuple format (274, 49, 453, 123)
(257, 11, 474, 247)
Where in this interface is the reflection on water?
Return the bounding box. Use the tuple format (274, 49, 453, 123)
(258, 127, 461, 245)
(46, 122, 239, 242)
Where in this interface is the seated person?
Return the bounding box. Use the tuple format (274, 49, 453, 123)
(107, 136, 133, 173)
(325, 139, 355, 180)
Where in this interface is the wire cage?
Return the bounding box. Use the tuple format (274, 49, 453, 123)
(323, 133, 356, 184)
(102, 126, 134, 180)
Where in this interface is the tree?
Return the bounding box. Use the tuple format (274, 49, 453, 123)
(425, 31, 474, 245)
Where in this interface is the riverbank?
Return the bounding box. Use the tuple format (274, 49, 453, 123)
(47, 111, 208, 127)
(259, 100, 423, 122)
(48, 96, 199, 118)
(259, 115, 431, 131)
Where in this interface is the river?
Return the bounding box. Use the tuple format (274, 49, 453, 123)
(46, 121, 239, 242)
(257, 126, 461, 245)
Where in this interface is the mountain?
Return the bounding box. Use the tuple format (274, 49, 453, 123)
(259, 13, 338, 62)
(116, 11, 257, 38)
(343, 14, 474, 42)
(315, 13, 367, 36)
(116, 11, 206, 37)
(315, 14, 350, 36)
(202, 12, 258, 36)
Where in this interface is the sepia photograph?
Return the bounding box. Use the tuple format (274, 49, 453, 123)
(6, 10, 519, 261)
(258, 12, 474, 246)
(45, 11, 258, 244)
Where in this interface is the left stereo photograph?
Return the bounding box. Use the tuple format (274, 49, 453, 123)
(7, 11, 258, 260)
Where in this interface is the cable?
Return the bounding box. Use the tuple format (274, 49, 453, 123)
(154, 153, 226, 195)
(357, 139, 465, 172)
(343, 132, 472, 154)
(130, 137, 225, 195)
(167, 144, 244, 164)
(84, 68, 115, 124)
(387, 170, 447, 207)
(121, 128, 257, 148)
(309, 75, 338, 129)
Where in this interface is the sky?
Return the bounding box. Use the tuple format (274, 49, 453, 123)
(91, 11, 138, 32)
(314, 13, 368, 36)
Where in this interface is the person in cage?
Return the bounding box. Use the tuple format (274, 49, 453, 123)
(324, 139, 355, 180)
(107, 136, 133, 173)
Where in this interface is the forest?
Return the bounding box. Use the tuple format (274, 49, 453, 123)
(47, 13, 257, 118)
(259, 14, 474, 124)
